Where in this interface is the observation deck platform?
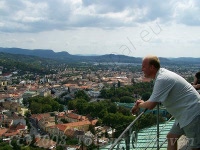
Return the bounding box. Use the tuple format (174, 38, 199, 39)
(100, 119, 190, 149)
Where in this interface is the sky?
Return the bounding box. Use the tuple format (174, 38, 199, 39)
(0, 0, 200, 58)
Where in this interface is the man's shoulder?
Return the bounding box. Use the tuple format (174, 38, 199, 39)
(158, 68, 174, 76)
(156, 68, 178, 83)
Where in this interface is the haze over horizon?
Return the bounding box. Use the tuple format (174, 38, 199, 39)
(0, 0, 200, 58)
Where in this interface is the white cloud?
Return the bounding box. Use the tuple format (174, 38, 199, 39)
(173, 0, 200, 25)
(1, 0, 200, 32)
(0, 0, 200, 57)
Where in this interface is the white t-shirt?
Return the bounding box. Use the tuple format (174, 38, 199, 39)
(149, 68, 200, 128)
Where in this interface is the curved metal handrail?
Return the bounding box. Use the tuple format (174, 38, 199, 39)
(109, 109, 147, 150)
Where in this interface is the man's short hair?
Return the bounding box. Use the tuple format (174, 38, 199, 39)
(145, 55, 160, 69)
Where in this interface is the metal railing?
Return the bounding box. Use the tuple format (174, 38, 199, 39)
(109, 109, 147, 150)
(107, 104, 174, 150)
(143, 116, 174, 150)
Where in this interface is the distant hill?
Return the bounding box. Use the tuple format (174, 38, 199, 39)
(0, 47, 143, 63)
(168, 57, 200, 62)
(0, 47, 71, 59)
(0, 52, 60, 75)
(0, 47, 199, 64)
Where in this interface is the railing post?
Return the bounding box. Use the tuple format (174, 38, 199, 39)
(125, 129, 131, 150)
(157, 104, 160, 150)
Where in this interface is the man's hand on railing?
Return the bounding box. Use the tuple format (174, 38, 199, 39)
(131, 99, 144, 115)
(136, 99, 144, 105)
(131, 105, 139, 115)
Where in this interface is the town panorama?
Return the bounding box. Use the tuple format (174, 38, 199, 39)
(0, 50, 199, 150)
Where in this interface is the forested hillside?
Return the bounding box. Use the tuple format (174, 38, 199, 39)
(0, 52, 61, 75)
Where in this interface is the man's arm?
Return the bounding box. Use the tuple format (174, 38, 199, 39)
(138, 100, 158, 110)
(193, 84, 200, 90)
(132, 100, 158, 115)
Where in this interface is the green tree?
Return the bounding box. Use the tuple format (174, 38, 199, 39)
(89, 124, 95, 134)
(117, 80, 121, 88)
(0, 145, 13, 150)
(21, 146, 31, 150)
(67, 99, 77, 110)
(30, 102, 42, 114)
(75, 90, 90, 101)
(0, 141, 13, 150)
(141, 92, 151, 101)
(76, 99, 88, 114)
(111, 97, 120, 102)
(28, 96, 63, 114)
(56, 145, 64, 150)
(107, 102, 117, 114)
(118, 106, 131, 116)
(120, 96, 134, 103)
(51, 101, 60, 111)
(10, 140, 21, 150)
(42, 104, 52, 113)
(68, 87, 71, 93)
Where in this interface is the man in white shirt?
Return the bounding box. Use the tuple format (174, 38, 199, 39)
(132, 55, 200, 150)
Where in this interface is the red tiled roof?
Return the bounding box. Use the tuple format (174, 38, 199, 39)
(63, 84, 78, 87)
(31, 113, 51, 121)
(49, 119, 98, 134)
(15, 124, 26, 130)
(80, 85, 90, 89)
(67, 113, 81, 120)
(4, 130, 20, 137)
(55, 124, 67, 131)
(0, 128, 8, 137)
(67, 113, 87, 121)
(63, 119, 98, 128)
